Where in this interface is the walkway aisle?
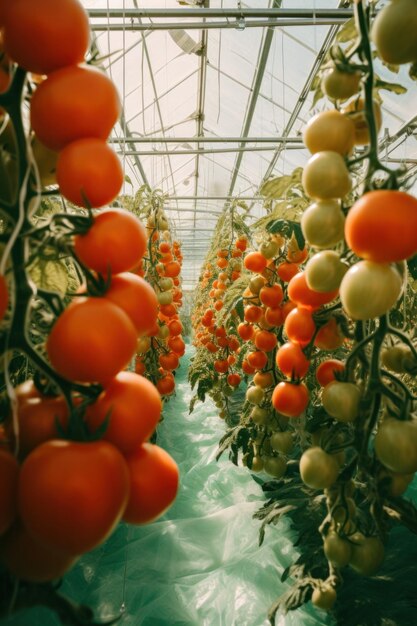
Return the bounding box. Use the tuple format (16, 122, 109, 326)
(4, 347, 331, 626)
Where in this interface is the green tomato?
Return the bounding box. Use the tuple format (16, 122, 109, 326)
(263, 455, 287, 478)
(371, 0, 417, 64)
(323, 531, 352, 568)
(374, 417, 417, 474)
(305, 250, 348, 292)
(301, 200, 345, 248)
(302, 151, 352, 200)
(300, 446, 339, 489)
(311, 585, 337, 610)
(322, 381, 360, 423)
(321, 65, 361, 101)
(270, 431, 294, 454)
(349, 533, 384, 576)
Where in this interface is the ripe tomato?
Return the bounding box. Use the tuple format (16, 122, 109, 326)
(277, 262, 300, 282)
(302, 151, 352, 200)
(254, 330, 277, 352)
(159, 352, 180, 371)
(259, 284, 283, 308)
(17, 395, 68, 457)
(288, 272, 338, 309)
(244, 251, 268, 273)
(30, 64, 121, 151)
(345, 190, 417, 262)
(46, 297, 137, 384)
(84, 372, 161, 455)
(371, 0, 417, 65)
(300, 446, 339, 489)
(156, 373, 175, 395)
(168, 319, 183, 337)
(104, 273, 158, 335)
(227, 373, 241, 387)
(321, 65, 361, 101)
(271, 381, 309, 417)
(0, 450, 19, 535)
(237, 322, 255, 341)
(164, 261, 181, 278)
(18, 440, 130, 554)
(303, 110, 356, 156)
(247, 350, 268, 371)
(123, 443, 179, 524)
(253, 370, 273, 389)
(284, 307, 316, 346)
(276, 342, 310, 378)
(316, 359, 345, 386)
(0, 524, 77, 582)
(56, 139, 123, 208)
(3, 0, 89, 75)
(301, 200, 345, 248)
(74, 209, 147, 276)
(244, 305, 263, 323)
(340, 261, 403, 320)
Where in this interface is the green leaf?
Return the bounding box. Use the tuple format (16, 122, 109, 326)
(124, 174, 133, 187)
(28, 259, 68, 296)
(374, 78, 407, 95)
(235, 296, 244, 321)
(335, 17, 357, 44)
(409, 62, 417, 81)
(407, 255, 417, 280)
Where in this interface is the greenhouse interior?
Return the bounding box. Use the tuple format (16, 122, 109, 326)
(1, 1, 417, 625)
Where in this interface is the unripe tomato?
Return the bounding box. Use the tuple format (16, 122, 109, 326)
(374, 417, 417, 474)
(302, 151, 352, 200)
(251, 456, 264, 472)
(246, 385, 265, 405)
(340, 261, 403, 320)
(301, 200, 345, 248)
(263, 456, 287, 478)
(381, 343, 415, 373)
(371, 0, 417, 65)
(303, 110, 356, 155)
(349, 533, 384, 576)
(311, 585, 337, 611)
(321, 65, 361, 101)
(341, 98, 382, 146)
(322, 381, 360, 423)
(323, 531, 352, 568)
(300, 446, 339, 489)
(250, 407, 269, 425)
(270, 431, 294, 455)
(305, 251, 348, 292)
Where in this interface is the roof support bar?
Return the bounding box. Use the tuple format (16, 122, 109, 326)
(109, 136, 303, 143)
(88, 8, 354, 19)
(90, 18, 348, 31)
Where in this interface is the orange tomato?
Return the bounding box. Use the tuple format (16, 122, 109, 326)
(272, 381, 309, 417)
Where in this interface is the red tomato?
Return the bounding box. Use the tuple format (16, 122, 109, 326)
(56, 139, 123, 208)
(46, 297, 137, 384)
(316, 359, 345, 386)
(0, 450, 19, 535)
(288, 272, 338, 309)
(74, 209, 147, 276)
(104, 273, 158, 335)
(272, 381, 309, 417)
(275, 342, 310, 378)
(123, 443, 179, 524)
(18, 440, 130, 554)
(3, 0, 89, 75)
(284, 307, 316, 346)
(0, 524, 77, 582)
(345, 190, 417, 262)
(156, 373, 176, 396)
(84, 372, 162, 455)
(30, 64, 121, 151)
(17, 395, 68, 457)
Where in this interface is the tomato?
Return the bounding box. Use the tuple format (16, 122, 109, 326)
(345, 190, 417, 263)
(276, 341, 310, 378)
(0, 524, 77, 582)
(246, 385, 265, 405)
(305, 251, 347, 292)
(371, 0, 417, 65)
(316, 359, 345, 386)
(227, 373, 241, 387)
(247, 350, 268, 371)
(259, 284, 283, 308)
(381, 343, 414, 373)
(378, 468, 414, 498)
(168, 335, 186, 356)
(299, 446, 339, 489)
(56, 138, 123, 208)
(104, 273, 158, 335)
(314, 318, 345, 351)
(74, 209, 147, 276)
(340, 261, 403, 320)
(322, 381, 360, 423)
(156, 373, 175, 395)
(264, 306, 284, 327)
(259, 240, 280, 259)
(302, 151, 352, 200)
(303, 110, 356, 156)
(164, 261, 181, 278)
(288, 272, 338, 309)
(30, 64, 121, 151)
(0, 450, 19, 535)
(277, 262, 300, 282)
(263, 456, 287, 478)
(341, 98, 382, 146)
(253, 371, 273, 389)
(3, 0, 89, 75)
(84, 372, 161, 455)
(123, 443, 179, 524)
(244, 251, 267, 273)
(244, 305, 263, 323)
(349, 533, 384, 576)
(168, 319, 183, 337)
(284, 307, 316, 346)
(323, 531, 352, 568)
(17, 395, 68, 457)
(254, 330, 277, 352)
(270, 431, 294, 455)
(374, 417, 417, 474)
(18, 440, 130, 554)
(321, 65, 361, 101)
(272, 381, 309, 417)
(47, 297, 137, 384)
(311, 585, 337, 611)
(0, 274, 8, 320)
(31, 135, 58, 187)
(301, 200, 345, 248)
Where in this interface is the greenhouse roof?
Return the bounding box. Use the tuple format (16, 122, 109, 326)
(82, 1, 417, 288)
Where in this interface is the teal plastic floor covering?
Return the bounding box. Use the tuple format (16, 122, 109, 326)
(1, 346, 332, 626)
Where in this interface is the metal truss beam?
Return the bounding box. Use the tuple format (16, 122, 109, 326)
(88, 8, 354, 19)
